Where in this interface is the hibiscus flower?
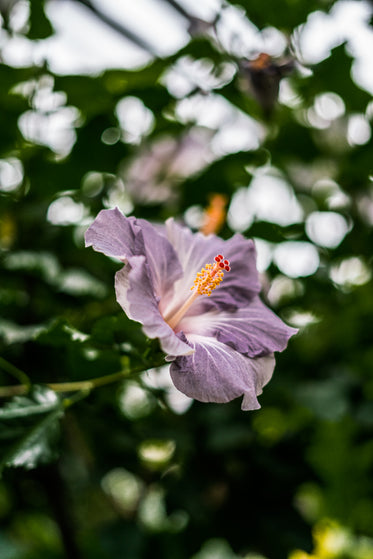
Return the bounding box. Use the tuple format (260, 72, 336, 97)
(85, 208, 296, 410)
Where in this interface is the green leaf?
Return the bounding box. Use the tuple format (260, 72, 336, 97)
(35, 318, 89, 347)
(227, 0, 336, 30)
(267, 117, 320, 162)
(247, 220, 305, 242)
(180, 150, 268, 206)
(172, 36, 224, 64)
(54, 60, 170, 118)
(0, 386, 63, 474)
(299, 44, 372, 112)
(90, 314, 145, 347)
(27, 0, 54, 40)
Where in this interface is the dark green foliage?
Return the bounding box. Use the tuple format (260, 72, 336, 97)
(1, 0, 373, 558)
(300, 44, 372, 111)
(0, 387, 63, 474)
(227, 0, 336, 30)
(28, 0, 54, 39)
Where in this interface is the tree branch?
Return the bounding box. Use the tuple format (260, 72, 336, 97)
(0, 360, 166, 398)
(71, 0, 160, 57)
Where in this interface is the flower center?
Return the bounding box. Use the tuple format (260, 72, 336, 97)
(192, 254, 231, 296)
(165, 254, 230, 330)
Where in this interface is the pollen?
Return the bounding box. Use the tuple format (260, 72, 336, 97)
(192, 254, 231, 296)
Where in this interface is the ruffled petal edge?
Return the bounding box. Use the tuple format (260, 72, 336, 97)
(170, 334, 275, 410)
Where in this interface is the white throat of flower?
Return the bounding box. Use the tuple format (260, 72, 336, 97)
(164, 254, 231, 330)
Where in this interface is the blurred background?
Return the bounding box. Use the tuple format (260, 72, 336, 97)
(1, 0, 373, 557)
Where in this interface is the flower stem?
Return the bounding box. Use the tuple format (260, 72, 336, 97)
(0, 356, 31, 389)
(0, 359, 166, 398)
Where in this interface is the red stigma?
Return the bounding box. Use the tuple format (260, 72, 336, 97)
(214, 254, 231, 271)
(192, 253, 231, 297)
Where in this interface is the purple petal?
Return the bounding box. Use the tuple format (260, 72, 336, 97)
(164, 219, 260, 313)
(170, 334, 275, 410)
(178, 296, 297, 358)
(115, 257, 193, 357)
(85, 209, 183, 302)
(85, 208, 138, 260)
(134, 218, 183, 303)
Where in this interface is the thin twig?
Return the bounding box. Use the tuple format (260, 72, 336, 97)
(159, 0, 193, 21)
(159, 0, 218, 36)
(71, 0, 160, 57)
(0, 360, 166, 398)
(0, 357, 31, 391)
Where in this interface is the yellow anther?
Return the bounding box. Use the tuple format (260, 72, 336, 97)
(192, 262, 225, 296)
(164, 254, 231, 329)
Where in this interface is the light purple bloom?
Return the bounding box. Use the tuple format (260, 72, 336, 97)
(85, 208, 297, 410)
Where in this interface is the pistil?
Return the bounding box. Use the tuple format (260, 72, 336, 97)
(165, 254, 230, 330)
